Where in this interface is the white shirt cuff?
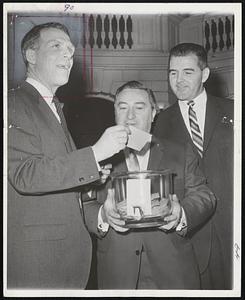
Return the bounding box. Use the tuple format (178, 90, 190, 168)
(176, 208, 187, 231)
(91, 146, 101, 172)
(98, 205, 109, 232)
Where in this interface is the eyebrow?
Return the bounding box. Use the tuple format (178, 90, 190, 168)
(47, 39, 75, 49)
(117, 101, 146, 105)
(169, 68, 195, 73)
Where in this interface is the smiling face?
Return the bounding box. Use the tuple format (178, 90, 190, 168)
(169, 54, 210, 101)
(26, 27, 75, 94)
(114, 88, 156, 133)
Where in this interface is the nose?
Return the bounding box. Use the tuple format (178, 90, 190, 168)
(127, 107, 136, 120)
(63, 46, 73, 59)
(176, 72, 184, 83)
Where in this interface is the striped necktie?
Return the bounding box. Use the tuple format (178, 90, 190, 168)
(52, 96, 72, 149)
(128, 148, 140, 171)
(187, 100, 203, 157)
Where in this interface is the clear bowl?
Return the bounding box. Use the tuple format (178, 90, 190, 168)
(111, 170, 174, 228)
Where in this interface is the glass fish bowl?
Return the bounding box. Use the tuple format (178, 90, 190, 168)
(111, 170, 174, 228)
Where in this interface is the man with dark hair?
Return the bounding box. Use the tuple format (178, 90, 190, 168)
(7, 22, 129, 289)
(21, 22, 70, 66)
(84, 80, 216, 289)
(153, 42, 234, 289)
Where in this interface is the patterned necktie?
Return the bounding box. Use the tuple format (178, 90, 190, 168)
(128, 148, 140, 171)
(52, 96, 72, 148)
(187, 100, 203, 157)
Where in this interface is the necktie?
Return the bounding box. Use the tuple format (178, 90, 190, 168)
(187, 100, 203, 157)
(128, 148, 140, 171)
(52, 96, 72, 149)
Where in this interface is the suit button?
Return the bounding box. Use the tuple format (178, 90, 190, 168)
(135, 250, 140, 256)
(79, 177, 85, 182)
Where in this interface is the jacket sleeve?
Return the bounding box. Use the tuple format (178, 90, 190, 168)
(83, 182, 111, 235)
(8, 91, 100, 195)
(181, 143, 216, 235)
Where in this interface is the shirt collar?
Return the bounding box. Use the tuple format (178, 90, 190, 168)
(26, 78, 54, 104)
(191, 89, 207, 107)
(178, 89, 207, 110)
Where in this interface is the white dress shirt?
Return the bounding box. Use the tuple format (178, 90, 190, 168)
(178, 89, 207, 139)
(26, 78, 61, 123)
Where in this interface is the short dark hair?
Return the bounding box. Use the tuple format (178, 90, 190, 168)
(21, 22, 70, 66)
(115, 81, 159, 113)
(169, 43, 208, 69)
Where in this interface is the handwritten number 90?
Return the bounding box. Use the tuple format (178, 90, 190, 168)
(64, 4, 74, 12)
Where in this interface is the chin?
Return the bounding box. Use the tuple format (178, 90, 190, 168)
(177, 94, 189, 101)
(57, 78, 69, 87)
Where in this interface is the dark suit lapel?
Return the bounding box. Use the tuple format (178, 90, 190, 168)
(21, 82, 73, 152)
(112, 151, 128, 174)
(172, 102, 193, 145)
(203, 95, 220, 153)
(147, 137, 165, 171)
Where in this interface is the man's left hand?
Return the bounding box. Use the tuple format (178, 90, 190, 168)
(160, 194, 182, 231)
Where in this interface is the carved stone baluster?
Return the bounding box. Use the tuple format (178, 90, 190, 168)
(126, 15, 133, 49)
(204, 20, 211, 53)
(82, 13, 86, 48)
(218, 17, 224, 51)
(88, 14, 95, 49)
(104, 15, 110, 49)
(88, 15, 95, 91)
(211, 19, 218, 53)
(119, 15, 125, 49)
(96, 15, 103, 48)
(225, 16, 231, 50)
(82, 14, 87, 81)
(111, 15, 118, 49)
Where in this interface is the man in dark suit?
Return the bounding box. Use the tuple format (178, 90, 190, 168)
(7, 22, 129, 289)
(153, 43, 234, 289)
(84, 81, 216, 289)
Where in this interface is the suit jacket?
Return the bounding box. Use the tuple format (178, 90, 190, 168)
(7, 82, 101, 289)
(153, 94, 234, 288)
(84, 138, 216, 289)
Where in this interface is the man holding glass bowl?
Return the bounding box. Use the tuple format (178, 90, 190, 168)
(84, 81, 216, 289)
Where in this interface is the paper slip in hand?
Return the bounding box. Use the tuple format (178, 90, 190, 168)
(127, 126, 152, 151)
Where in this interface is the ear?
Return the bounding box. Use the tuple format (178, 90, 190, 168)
(25, 48, 37, 65)
(201, 67, 210, 83)
(151, 108, 157, 122)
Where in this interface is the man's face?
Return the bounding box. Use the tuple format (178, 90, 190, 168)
(27, 27, 75, 93)
(169, 54, 209, 101)
(114, 88, 156, 133)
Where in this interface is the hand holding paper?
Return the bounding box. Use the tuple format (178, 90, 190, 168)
(127, 126, 152, 151)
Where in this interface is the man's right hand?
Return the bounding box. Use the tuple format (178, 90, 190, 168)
(92, 125, 130, 162)
(101, 189, 129, 232)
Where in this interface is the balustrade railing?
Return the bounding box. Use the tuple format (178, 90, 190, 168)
(203, 15, 234, 53)
(81, 14, 133, 49)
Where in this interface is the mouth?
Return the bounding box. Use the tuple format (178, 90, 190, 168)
(56, 64, 70, 70)
(126, 122, 137, 126)
(176, 84, 188, 90)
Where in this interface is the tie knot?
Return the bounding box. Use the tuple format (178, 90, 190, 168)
(52, 96, 59, 104)
(128, 148, 136, 154)
(187, 100, 195, 108)
(52, 96, 64, 109)
(127, 148, 140, 171)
